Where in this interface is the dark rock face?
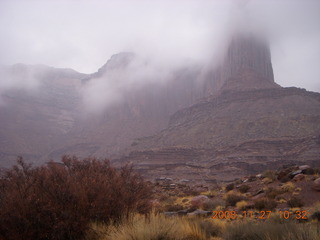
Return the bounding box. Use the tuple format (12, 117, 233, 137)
(222, 35, 276, 87)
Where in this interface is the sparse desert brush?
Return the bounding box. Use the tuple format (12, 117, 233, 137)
(236, 200, 248, 210)
(225, 193, 246, 207)
(277, 198, 287, 204)
(253, 198, 277, 210)
(93, 212, 210, 240)
(262, 177, 274, 184)
(262, 170, 277, 181)
(0, 156, 152, 240)
(224, 221, 318, 240)
(287, 197, 304, 208)
(238, 184, 250, 193)
(164, 203, 184, 212)
(201, 190, 217, 198)
(265, 187, 283, 199)
(225, 183, 234, 192)
(202, 198, 225, 211)
(281, 181, 296, 192)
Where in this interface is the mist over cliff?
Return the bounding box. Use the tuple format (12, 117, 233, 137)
(0, 0, 319, 101)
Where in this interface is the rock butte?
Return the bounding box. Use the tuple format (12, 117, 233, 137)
(118, 34, 320, 182)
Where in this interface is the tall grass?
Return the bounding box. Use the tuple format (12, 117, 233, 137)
(224, 221, 319, 240)
(87, 212, 224, 240)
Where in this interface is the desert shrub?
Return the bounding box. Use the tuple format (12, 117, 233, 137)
(226, 194, 246, 207)
(262, 177, 274, 184)
(183, 188, 201, 196)
(198, 219, 223, 238)
(281, 182, 295, 192)
(190, 195, 209, 209)
(287, 197, 304, 208)
(164, 204, 184, 212)
(0, 156, 152, 240)
(202, 198, 225, 211)
(262, 170, 276, 181)
(224, 221, 318, 240)
(226, 183, 235, 192)
(95, 212, 208, 240)
(265, 187, 283, 199)
(253, 198, 277, 211)
(239, 184, 250, 193)
(236, 200, 248, 210)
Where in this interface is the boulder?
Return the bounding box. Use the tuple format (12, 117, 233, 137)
(299, 165, 314, 175)
(293, 174, 305, 182)
(290, 170, 302, 178)
(187, 209, 212, 216)
(177, 209, 189, 216)
(299, 165, 311, 171)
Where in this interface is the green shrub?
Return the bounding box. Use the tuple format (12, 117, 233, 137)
(0, 156, 152, 240)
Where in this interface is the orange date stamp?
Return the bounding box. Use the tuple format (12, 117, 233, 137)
(212, 210, 309, 220)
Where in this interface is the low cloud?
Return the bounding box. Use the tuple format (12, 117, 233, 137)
(0, 0, 319, 110)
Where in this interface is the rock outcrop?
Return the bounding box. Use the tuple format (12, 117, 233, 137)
(203, 34, 279, 94)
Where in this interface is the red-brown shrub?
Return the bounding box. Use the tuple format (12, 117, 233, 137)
(0, 156, 152, 240)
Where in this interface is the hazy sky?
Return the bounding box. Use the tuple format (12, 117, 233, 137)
(0, 0, 319, 92)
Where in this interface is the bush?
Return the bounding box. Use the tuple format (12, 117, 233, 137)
(202, 199, 225, 211)
(281, 182, 295, 192)
(236, 200, 248, 210)
(0, 156, 152, 240)
(265, 187, 283, 199)
(164, 204, 184, 212)
(287, 197, 304, 208)
(262, 170, 276, 181)
(238, 184, 250, 193)
(253, 198, 277, 211)
(226, 194, 246, 207)
(226, 183, 235, 192)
